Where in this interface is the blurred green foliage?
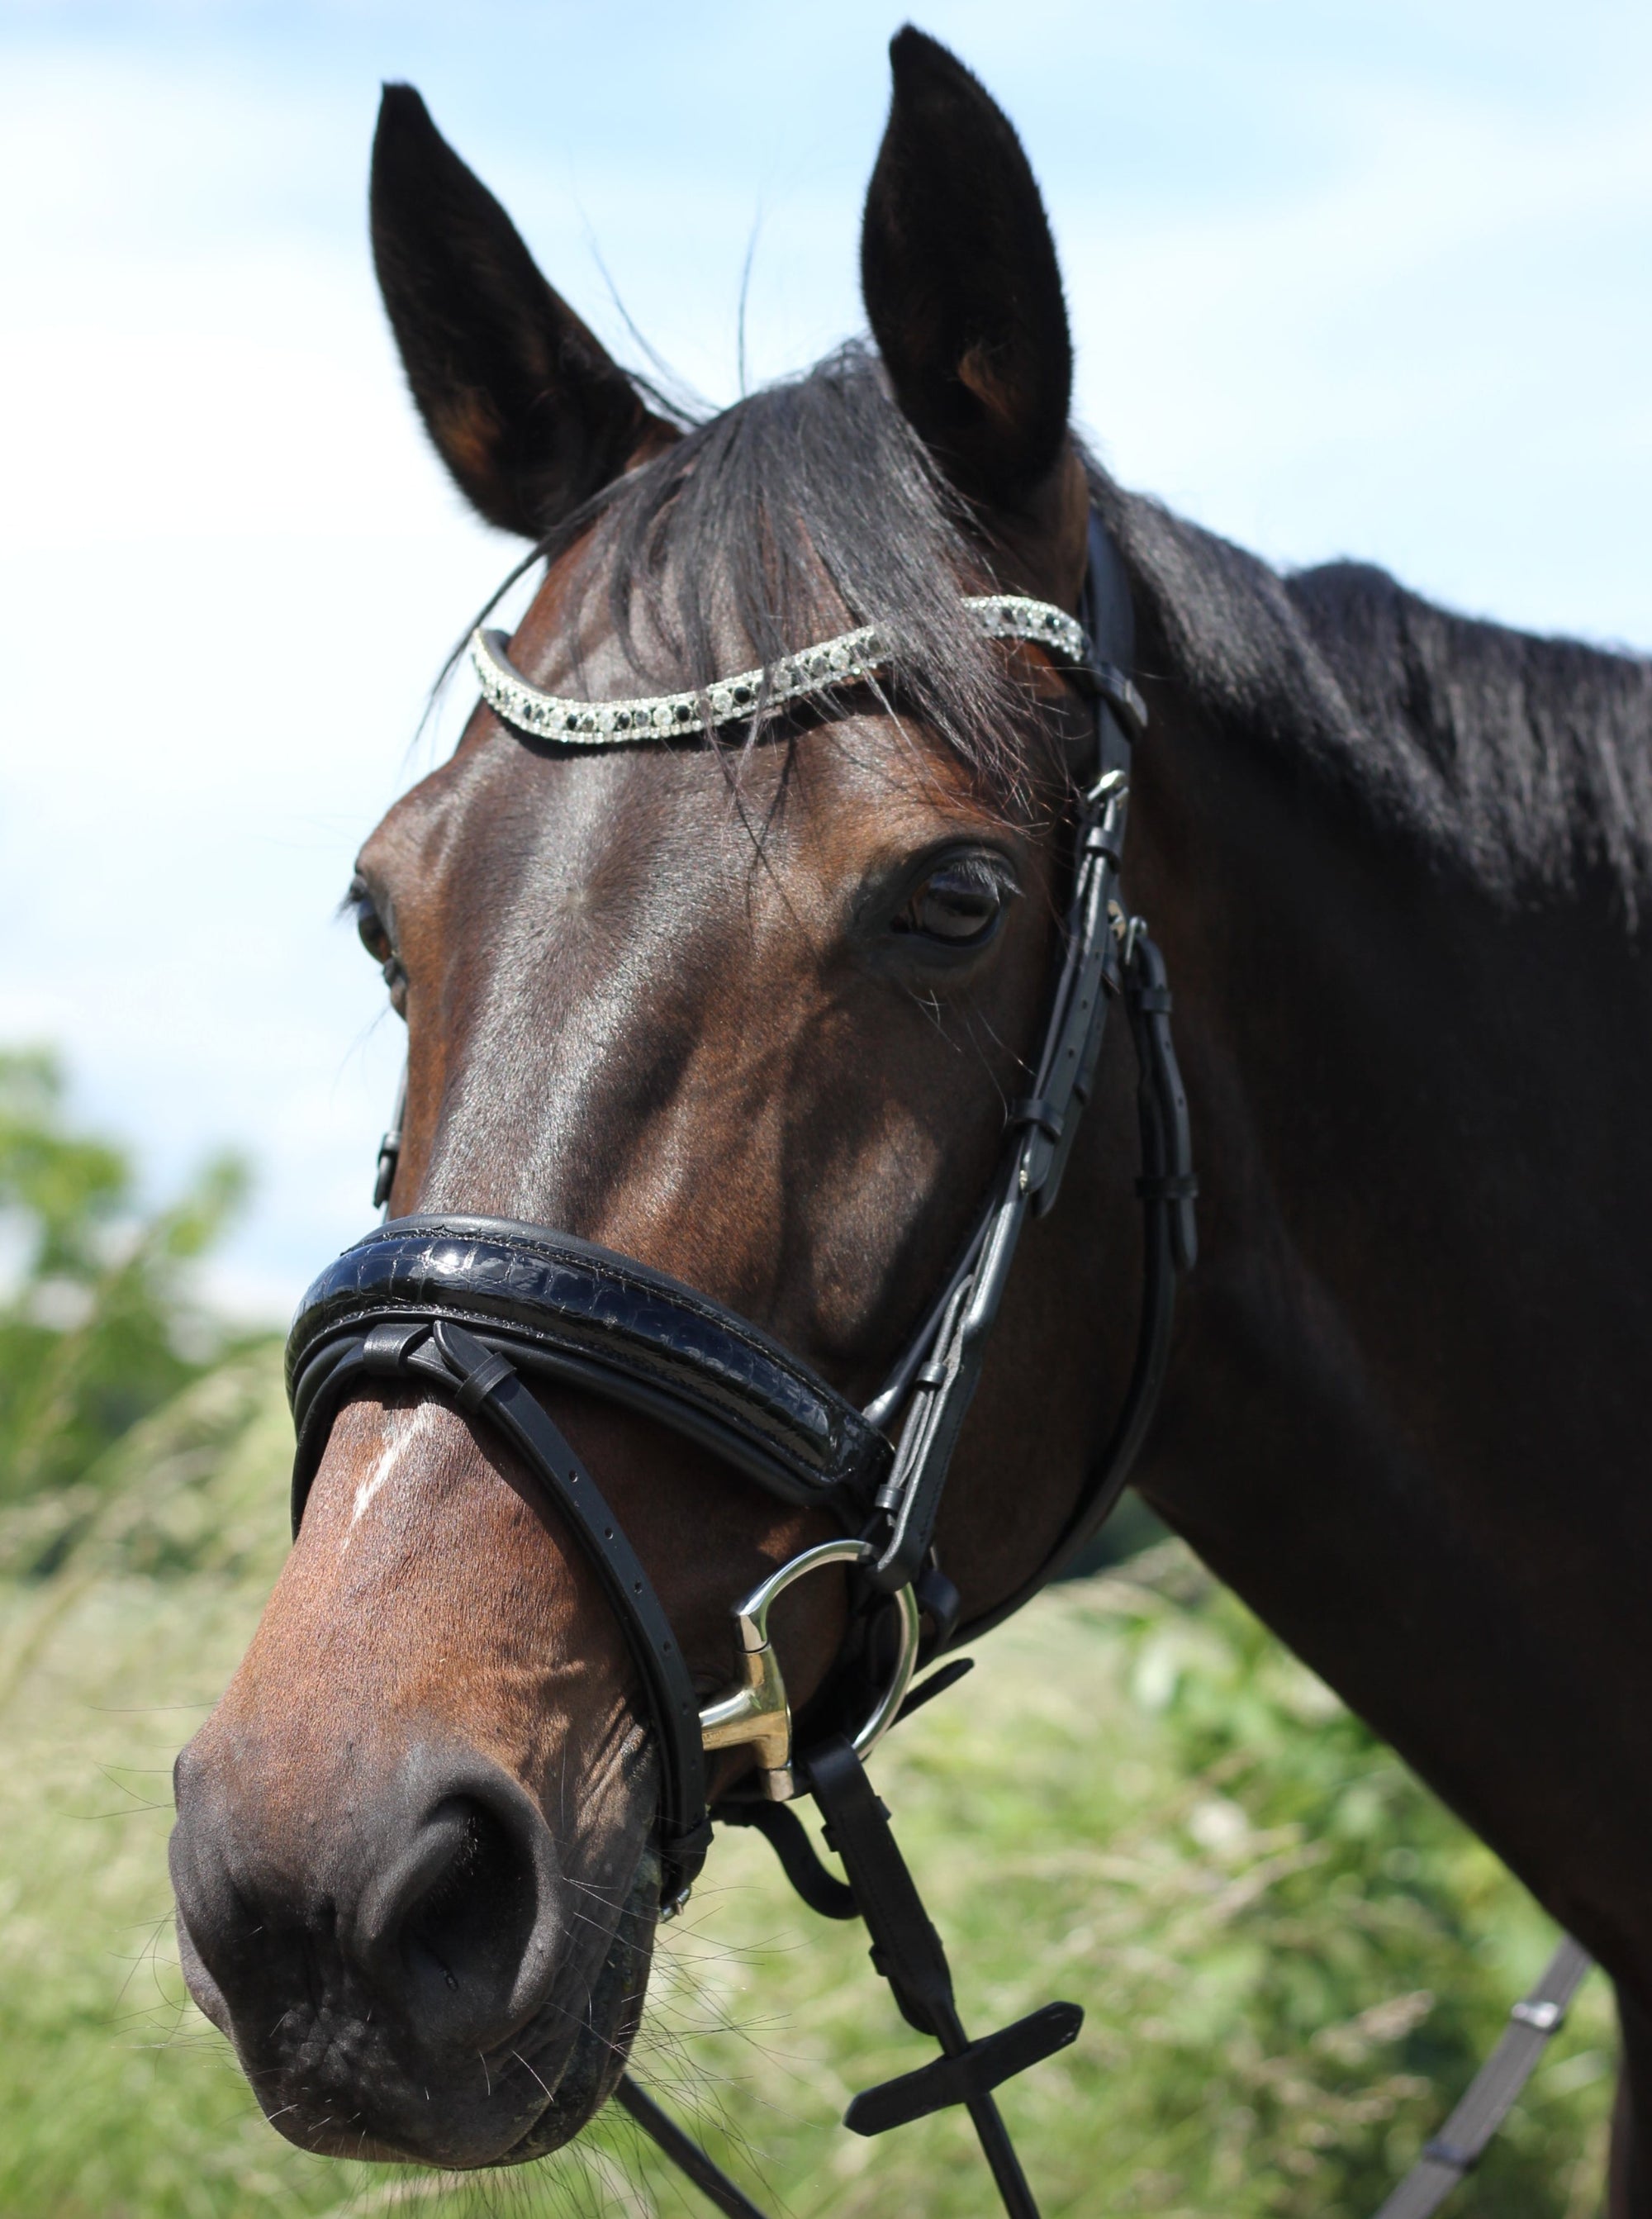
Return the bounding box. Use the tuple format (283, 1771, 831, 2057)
(0, 1048, 253, 1518)
(0, 1343, 1612, 2217)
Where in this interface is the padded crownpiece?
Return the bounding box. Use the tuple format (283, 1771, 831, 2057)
(287, 1215, 892, 1523)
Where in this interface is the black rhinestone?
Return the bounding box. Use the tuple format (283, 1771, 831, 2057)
(733, 683, 752, 705)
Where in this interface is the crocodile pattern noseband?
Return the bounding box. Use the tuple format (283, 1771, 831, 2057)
(288, 1216, 891, 1521)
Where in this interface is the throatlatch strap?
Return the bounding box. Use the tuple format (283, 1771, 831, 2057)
(804, 1735, 1081, 2219)
(1370, 1937, 1593, 2219)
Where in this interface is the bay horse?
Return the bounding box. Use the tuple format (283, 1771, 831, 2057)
(169, 26, 1652, 2212)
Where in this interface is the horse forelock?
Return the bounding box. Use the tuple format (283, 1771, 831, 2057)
(460, 343, 1069, 808)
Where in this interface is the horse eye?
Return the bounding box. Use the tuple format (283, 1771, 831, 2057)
(354, 899, 391, 966)
(349, 878, 406, 1005)
(893, 858, 1013, 948)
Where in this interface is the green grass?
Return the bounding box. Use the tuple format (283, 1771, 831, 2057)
(0, 1349, 1614, 2217)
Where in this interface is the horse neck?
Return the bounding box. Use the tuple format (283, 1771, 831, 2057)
(1110, 625, 1652, 2002)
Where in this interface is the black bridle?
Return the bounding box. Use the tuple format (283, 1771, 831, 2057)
(286, 512, 1198, 2217)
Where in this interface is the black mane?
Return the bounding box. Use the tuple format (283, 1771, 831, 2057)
(509, 344, 1652, 915)
(1099, 475, 1652, 921)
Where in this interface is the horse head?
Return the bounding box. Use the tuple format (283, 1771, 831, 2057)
(169, 30, 1139, 2169)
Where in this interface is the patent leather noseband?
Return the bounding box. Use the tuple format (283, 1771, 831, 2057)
(288, 1217, 892, 1522)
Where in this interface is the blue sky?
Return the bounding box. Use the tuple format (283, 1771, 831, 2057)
(2, 0, 1649, 1314)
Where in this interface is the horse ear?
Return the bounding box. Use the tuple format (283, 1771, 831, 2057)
(370, 85, 675, 539)
(861, 28, 1072, 515)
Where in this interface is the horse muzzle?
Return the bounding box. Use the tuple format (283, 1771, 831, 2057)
(169, 1726, 653, 2164)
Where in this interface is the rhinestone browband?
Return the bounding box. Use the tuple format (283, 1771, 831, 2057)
(469, 594, 1091, 747)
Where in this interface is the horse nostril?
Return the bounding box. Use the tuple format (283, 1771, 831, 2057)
(404, 1799, 538, 1998)
(171, 1732, 574, 2145)
(366, 1784, 558, 2033)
